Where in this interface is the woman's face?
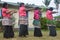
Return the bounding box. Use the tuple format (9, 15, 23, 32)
(22, 4, 25, 7)
(5, 4, 8, 8)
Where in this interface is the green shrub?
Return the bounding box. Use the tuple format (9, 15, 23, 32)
(40, 17, 60, 29)
(40, 17, 48, 30)
(42, 7, 47, 12)
(56, 21, 60, 28)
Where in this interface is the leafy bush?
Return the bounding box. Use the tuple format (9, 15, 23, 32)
(42, 7, 47, 12)
(40, 17, 48, 30)
(56, 21, 60, 28)
(40, 17, 60, 29)
(54, 16, 60, 28)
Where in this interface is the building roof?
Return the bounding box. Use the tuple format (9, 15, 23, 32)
(0, 1, 39, 8)
(0, 1, 42, 11)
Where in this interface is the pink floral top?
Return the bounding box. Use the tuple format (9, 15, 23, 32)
(34, 10, 41, 20)
(2, 8, 11, 18)
(19, 6, 26, 17)
(46, 10, 53, 20)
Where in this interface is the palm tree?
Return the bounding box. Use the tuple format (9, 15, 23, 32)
(54, 0, 60, 10)
(43, 0, 51, 7)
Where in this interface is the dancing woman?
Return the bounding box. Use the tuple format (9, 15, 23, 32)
(18, 3, 28, 37)
(2, 2, 16, 38)
(46, 7, 57, 36)
(33, 7, 42, 37)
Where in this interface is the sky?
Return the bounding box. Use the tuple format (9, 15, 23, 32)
(48, 0, 56, 8)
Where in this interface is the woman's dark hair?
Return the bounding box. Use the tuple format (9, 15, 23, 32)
(34, 7, 39, 10)
(19, 3, 24, 7)
(48, 7, 53, 11)
(34, 7, 41, 10)
(2, 2, 8, 8)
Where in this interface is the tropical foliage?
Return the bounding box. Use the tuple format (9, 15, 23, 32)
(40, 17, 48, 30)
(43, 0, 51, 7)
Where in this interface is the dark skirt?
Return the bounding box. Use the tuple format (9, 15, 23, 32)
(34, 27, 42, 37)
(49, 26, 57, 36)
(25, 25, 28, 35)
(19, 24, 28, 37)
(3, 25, 14, 38)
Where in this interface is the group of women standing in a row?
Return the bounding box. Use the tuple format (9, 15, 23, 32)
(2, 2, 57, 38)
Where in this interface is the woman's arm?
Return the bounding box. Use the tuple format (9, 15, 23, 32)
(10, 10, 17, 15)
(6, 10, 12, 14)
(52, 11, 58, 14)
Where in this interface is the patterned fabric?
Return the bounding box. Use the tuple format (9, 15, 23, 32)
(33, 19, 40, 26)
(2, 17, 13, 26)
(19, 16, 28, 25)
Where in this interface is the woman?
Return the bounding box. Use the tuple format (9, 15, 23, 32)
(46, 7, 57, 36)
(33, 7, 42, 37)
(18, 3, 28, 37)
(2, 2, 16, 38)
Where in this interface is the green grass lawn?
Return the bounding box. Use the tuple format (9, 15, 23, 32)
(0, 30, 60, 40)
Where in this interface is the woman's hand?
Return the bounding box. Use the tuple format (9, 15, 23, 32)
(6, 10, 12, 14)
(12, 10, 17, 13)
(10, 10, 17, 15)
